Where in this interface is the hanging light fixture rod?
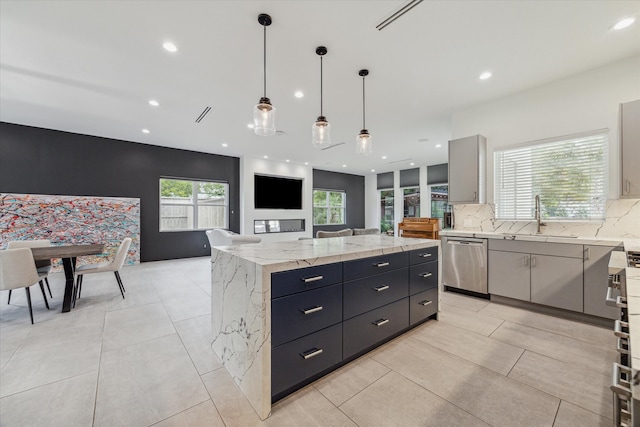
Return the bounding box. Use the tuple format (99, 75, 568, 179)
(258, 14, 272, 101)
(359, 69, 368, 130)
(312, 46, 331, 148)
(356, 69, 372, 155)
(316, 46, 327, 118)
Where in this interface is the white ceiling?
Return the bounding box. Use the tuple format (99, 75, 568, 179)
(1, 0, 639, 175)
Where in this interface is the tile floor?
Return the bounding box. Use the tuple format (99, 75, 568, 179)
(0, 257, 617, 426)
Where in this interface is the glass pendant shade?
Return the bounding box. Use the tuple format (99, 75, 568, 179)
(356, 129, 372, 155)
(312, 115, 331, 148)
(253, 97, 276, 136)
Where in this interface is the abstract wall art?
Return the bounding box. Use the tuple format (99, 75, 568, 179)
(0, 193, 140, 268)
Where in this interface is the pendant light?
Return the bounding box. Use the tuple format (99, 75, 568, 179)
(253, 14, 275, 136)
(356, 69, 372, 155)
(312, 46, 331, 148)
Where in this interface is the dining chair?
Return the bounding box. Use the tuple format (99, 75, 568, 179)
(6, 240, 53, 305)
(0, 248, 51, 324)
(74, 237, 131, 305)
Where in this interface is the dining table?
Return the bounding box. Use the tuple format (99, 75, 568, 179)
(30, 244, 104, 313)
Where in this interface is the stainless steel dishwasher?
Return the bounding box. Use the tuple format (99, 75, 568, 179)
(442, 236, 488, 294)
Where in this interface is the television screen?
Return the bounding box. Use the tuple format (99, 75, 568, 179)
(254, 175, 303, 209)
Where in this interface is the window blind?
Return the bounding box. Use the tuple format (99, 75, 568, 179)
(494, 131, 607, 221)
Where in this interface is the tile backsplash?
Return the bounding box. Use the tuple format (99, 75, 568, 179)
(452, 199, 640, 239)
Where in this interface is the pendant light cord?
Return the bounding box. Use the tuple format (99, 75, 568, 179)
(320, 56, 324, 116)
(362, 76, 366, 129)
(263, 25, 267, 99)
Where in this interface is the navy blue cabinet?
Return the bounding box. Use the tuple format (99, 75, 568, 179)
(271, 246, 439, 402)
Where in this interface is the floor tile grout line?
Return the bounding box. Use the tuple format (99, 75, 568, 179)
(505, 347, 526, 377)
(92, 310, 108, 427)
(550, 399, 561, 427)
(0, 367, 98, 401)
(147, 396, 213, 426)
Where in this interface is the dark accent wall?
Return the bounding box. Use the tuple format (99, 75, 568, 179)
(0, 122, 240, 262)
(312, 169, 365, 236)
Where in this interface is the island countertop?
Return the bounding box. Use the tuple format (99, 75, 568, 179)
(210, 234, 440, 420)
(211, 234, 439, 273)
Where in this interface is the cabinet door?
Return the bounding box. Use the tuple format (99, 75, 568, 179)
(621, 100, 640, 197)
(448, 135, 479, 203)
(584, 245, 619, 319)
(531, 255, 583, 312)
(488, 250, 530, 301)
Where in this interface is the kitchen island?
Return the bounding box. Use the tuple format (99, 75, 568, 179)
(210, 234, 440, 419)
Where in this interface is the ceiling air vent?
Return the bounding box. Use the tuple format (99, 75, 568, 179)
(376, 0, 423, 31)
(388, 158, 413, 164)
(195, 106, 211, 123)
(321, 142, 346, 151)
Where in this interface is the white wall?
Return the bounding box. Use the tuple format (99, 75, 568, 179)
(451, 55, 640, 202)
(240, 157, 313, 242)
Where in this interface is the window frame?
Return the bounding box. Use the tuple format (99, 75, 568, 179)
(493, 130, 608, 221)
(159, 177, 229, 232)
(312, 189, 346, 226)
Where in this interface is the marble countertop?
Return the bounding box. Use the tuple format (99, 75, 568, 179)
(211, 234, 439, 273)
(441, 230, 628, 247)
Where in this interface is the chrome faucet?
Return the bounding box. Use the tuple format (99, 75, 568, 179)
(534, 194, 546, 234)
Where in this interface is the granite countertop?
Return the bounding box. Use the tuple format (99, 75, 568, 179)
(441, 230, 628, 247)
(211, 234, 440, 272)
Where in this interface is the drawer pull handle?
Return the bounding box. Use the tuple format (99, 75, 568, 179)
(373, 285, 390, 292)
(419, 272, 433, 278)
(419, 300, 433, 306)
(302, 275, 324, 283)
(419, 253, 433, 258)
(375, 262, 390, 267)
(301, 305, 323, 315)
(614, 320, 630, 339)
(301, 348, 323, 360)
(373, 318, 389, 327)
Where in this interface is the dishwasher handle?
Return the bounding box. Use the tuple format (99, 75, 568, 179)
(446, 239, 485, 247)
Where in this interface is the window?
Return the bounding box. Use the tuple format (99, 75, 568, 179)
(430, 184, 451, 229)
(494, 131, 607, 221)
(380, 189, 394, 233)
(313, 190, 345, 225)
(403, 187, 420, 218)
(160, 178, 229, 231)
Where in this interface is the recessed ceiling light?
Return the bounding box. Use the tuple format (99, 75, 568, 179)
(263, 155, 268, 159)
(613, 17, 636, 30)
(148, 99, 159, 107)
(371, 169, 375, 172)
(410, 162, 415, 166)
(247, 123, 254, 129)
(163, 42, 177, 52)
(479, 71, 492, 80)
(294, 91, 304, 98)
(286, 159, 290, 162)
(382, 155, 387, 160)
(221, 143, 228, 147)
(304, 162, 309, 165)
(142, 129, 150, 134)
(342, 164, 347, 168)
(435, 144, 442, 148)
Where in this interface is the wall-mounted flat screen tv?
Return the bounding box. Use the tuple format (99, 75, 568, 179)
(254, 175, 303, 209)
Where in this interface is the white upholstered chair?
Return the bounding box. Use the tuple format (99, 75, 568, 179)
(74, 237, 131, 305)
(0, 248, 50, 324)
(6, 240, 53, 304)
(206, 229, 261, 247)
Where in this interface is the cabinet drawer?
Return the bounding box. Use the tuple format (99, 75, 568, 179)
(410, 288, 438, 326)
(487, 239, 583, 258)
(272, 283, 342, 347)
(271, 323, 342, 398)
(271, 263, 342, 298)
(343, 299, 409, 359)
(343, 252, 408, 281)
(343, 268, 408, 319)
(409, 246, 439, 265)
(409, 261, 438, 295)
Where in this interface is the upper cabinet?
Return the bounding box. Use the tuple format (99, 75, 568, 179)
(448, 134, 487, 204)
(621, 100, 640, 198)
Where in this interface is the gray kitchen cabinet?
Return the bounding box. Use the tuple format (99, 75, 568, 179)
(584, 245, 619, 319)
(448, 134, 486, 204)
(488, 250, 530, 301)
(621, 100, 640, 198)
(530, 254, 583, 312)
